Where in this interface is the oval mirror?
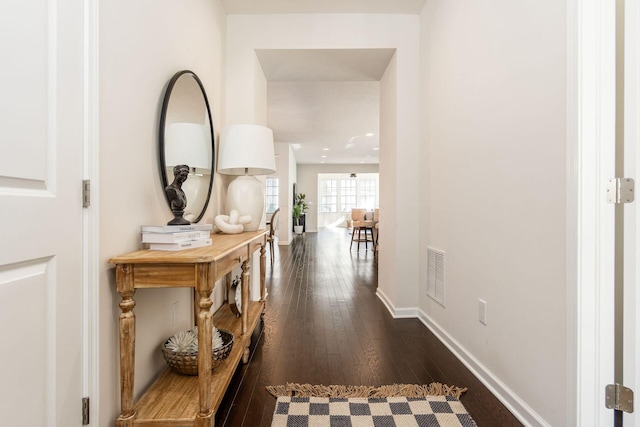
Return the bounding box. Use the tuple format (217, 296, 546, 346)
(159, 70, 215, 223)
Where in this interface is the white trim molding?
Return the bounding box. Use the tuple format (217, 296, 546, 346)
(376, 289, 549, 426)
(417, 310, 549, 427)
(375, 288, 419, 318)
(82, 0, 100, 425)
(567, 0, 617, 425)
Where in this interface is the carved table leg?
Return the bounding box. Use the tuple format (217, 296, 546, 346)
(241, 258, 251, 363)
(195, 415, 214, 427)
(115, 264, 136, 426)
(260, 240, 267, 321)
(195, 264, 213, 424)
(242, 345, 251, 364)
(241, 258, 250, 336)
(260, 243, 266, 304)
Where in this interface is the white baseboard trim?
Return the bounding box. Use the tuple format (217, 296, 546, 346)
(375, 288, 419, 318)
(417, 310, 549, 427)
(375, 289, 549, 427)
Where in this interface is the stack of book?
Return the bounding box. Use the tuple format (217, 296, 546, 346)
(141, 223, 213, 251)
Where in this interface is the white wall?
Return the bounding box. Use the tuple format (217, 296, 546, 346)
(419, 1, 567, 425)
(227, 14, 421, 311)
(98, 1, 226, 425)
(273, 142, 294, 244)
(377, 53, 400, 313)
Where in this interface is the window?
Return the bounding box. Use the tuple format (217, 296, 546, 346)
(340, 179, 357, 213)
(317, 173, 379, 220)
(358, 179, 377, 210)
(320, 179, 338, 213)
(265, 178, 279, 214)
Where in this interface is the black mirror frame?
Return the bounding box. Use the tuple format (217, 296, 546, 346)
(158, 70, 215, 223)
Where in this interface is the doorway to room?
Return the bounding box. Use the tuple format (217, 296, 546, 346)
(316, 173, 380, 229)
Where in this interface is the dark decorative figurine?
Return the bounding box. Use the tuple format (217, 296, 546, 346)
(165, 164, 191, 225)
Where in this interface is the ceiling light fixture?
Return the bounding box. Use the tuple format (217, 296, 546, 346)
(350, 173, 357, 178)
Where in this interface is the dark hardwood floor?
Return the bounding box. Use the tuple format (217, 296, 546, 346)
(216, 228, 523, 426)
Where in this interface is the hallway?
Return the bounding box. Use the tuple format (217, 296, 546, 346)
(216, 229, 523, 426)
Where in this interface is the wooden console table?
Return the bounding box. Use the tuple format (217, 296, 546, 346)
(108, 230, 267, 427)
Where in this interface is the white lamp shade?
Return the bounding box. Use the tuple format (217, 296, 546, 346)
(165, 122, 211, 170)
(218, 124, 276, 175)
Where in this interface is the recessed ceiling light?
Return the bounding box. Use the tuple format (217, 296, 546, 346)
(321, 155, 327, 158)
(373, 147, 380, 151)
(366, 133, 374, 137)
(360, 161, 365, 164)
(323, 148, 330, 151)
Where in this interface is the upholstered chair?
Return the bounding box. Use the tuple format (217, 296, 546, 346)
(350, 208, 374, 251)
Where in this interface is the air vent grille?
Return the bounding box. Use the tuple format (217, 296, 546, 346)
(427, 247, 445, 307)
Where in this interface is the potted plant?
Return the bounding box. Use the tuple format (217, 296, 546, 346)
(293, 193, 308, 234)
(292, 204, 303, 234)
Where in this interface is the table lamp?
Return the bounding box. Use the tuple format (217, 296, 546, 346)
(218, 124, 276, 231)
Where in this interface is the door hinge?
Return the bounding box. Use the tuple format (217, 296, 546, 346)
(606, 384, 634, 413)
(606, 178, 635, 204)
(82, 396, 90, 424)
(83, 180, 91, 208)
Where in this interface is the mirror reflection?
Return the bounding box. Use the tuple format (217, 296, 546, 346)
(159, 70, 215, 223)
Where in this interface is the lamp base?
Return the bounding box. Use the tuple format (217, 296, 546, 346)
(227, 175, 264, 232)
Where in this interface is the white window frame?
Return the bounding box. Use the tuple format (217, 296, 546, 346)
(317, 173, 379, 228)
(265, 177, 279, 214)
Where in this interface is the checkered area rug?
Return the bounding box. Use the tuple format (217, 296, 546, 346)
(271, 396, 478, 427)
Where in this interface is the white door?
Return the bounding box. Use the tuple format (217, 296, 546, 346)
(0, 0, 85, 426)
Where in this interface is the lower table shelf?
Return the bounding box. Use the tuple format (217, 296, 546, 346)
(130, 301, 264, 425)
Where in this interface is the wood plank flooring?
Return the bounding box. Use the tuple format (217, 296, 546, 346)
(215, 228, 523, 426)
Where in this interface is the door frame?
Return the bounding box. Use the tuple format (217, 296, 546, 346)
(82, 0, 100, 424)
(569, 0, 617, 425)
(623, 0, 640, 425)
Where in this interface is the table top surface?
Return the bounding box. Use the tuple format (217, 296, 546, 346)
(108, 229, 267, 265)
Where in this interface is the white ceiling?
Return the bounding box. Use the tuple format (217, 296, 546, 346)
(222, 0, 426, 165)
(261, 49, 395, 164)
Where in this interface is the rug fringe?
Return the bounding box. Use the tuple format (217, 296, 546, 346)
(265, 382, 468, 399)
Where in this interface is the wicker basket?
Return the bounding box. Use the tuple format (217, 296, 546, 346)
(161, 329, 234, 376)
